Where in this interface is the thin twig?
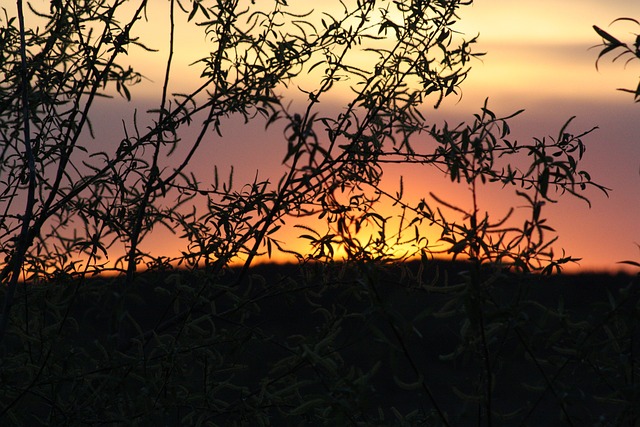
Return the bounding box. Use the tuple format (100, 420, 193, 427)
(0, 0, 38, 344)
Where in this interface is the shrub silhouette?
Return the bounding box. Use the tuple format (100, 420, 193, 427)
(0, 1, 634, 425)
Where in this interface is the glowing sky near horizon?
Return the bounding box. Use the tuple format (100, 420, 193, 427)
(62, 1, 640, 272)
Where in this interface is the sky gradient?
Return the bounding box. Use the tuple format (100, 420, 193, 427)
(91, 0, 640, 272)
(449, 0, 640, 272)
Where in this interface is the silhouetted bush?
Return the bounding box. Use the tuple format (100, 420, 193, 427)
(1, 1, 634, 425)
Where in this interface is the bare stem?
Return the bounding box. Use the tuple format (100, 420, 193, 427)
(0, 0, 38, 344)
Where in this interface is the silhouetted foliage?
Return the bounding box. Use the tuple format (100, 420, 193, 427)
(0, 1, 630, 425)
(593, 18, 640, 102)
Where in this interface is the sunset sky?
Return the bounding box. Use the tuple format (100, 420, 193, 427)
(79, 1, 640, 272)
(450, 0, 640, 272)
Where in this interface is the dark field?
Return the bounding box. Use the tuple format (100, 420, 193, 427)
(1, 260, 638, 426)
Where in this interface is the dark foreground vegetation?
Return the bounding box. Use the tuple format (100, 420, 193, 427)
(1, 260, 638, 426)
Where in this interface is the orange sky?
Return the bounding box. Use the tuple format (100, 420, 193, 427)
(32, 0, 640, 273)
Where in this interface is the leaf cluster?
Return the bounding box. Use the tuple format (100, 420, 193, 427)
(593, 18, 640, 101)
